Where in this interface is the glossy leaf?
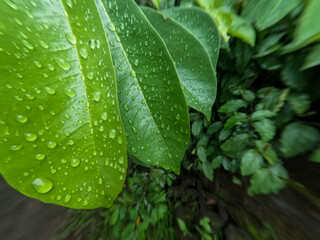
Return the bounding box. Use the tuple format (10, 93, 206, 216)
(241, 0, 300, 31)
(228, 14, 256, 47)
(241, 149, 263, 176)
(161, 7, 220, 68)
(282, 0, 320, 53)
(98, 0, 190, 173)
(280, 122, 320, 158)
(248, 164, 288, 195)
(253, 119, 276, 143)
(151, 0, 162, 9)
(301, 44, 320, 70)
(0, 0, 127, 209)
(142, 7, 217, 119)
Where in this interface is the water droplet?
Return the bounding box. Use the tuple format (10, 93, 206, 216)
(32, 177, 53, 194)
(107, 22, 116, 32)
(44, 86, 56, 95)
(22, 39, 34, 50)
(68, 139, 75, 146)
(9, 144, 22, 151)
(89, 39, 96, 49)
(105, 158, 109, 166)
(65, 33, 76, 44)
(70, 158, 80, 167)
(93, 92, 101, 102)
(117, 136, 123, 144)
(130, 70, 136, 78)
(24, 133, 37, 142)
(98, 178, 103, 184)
(83, 200, 89, 206)
(66, 0, 73, 8)
(79, 47, 88, 59)
(5, 0, 18, 10)
(47, 141, 57, 149)
(64, 194, 71, 203)
(134, 59, 139, 66)
(54, 57, 71, 71)
(109, 129, 116, 139)
(101, 112, 108, 120)
(65, 88, 76, 98)
(39, 40, 49, 49)
(33, 61, 42, 68)
(35, 153, 45, 161)
(119, 156, 124, 164)
(16, 115, 28, 123)
(122, 104, 129, 111)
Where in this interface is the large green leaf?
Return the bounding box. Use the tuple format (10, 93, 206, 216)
(99, 0, 190, 173)
(241, 0, 300, 31)
(142, 7, 217, 119)
(0, 0, 127, 208)
(161, 7, 220, 68)
(301, 44, 320, 70)
(282, 0, 320, 53)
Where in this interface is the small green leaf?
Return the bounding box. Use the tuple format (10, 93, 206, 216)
(248, 164, 288, 195)
(218, 128, 232, 142)
(228, 14, 256, 46)
(151, 0, 162, 9)
(241, 149, 264, 176)
(177, 218, 188, 232)
(302, 44, 320, 70)
(224, 113, 248, 129)
(142, 7, 217, 119)
(287, 93, 311, 115)
(202, 161, 214, 181)
(100, 0, 190, 174)
(255, 140, 278, 165)
(197, 146, 207, 162)
(192, 119, 203, 136)
(0, 0, 127, 209)
(251, 110, 276, 121)
(310, 148, 320, 163)
(241, 89, 256, 102)
(221, 134, 251, 159)
(241, 0, 300, 31)
(280, 122, 320, 158)
(253, 119, 276, 142)
(212, 156, 225, 169)
(218, 99, 248, 113)
(207, 122, 223, 135)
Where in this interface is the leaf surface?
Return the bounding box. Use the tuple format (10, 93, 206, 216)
(0, 0, 127, 208)
(161, 7, 220, 68)
(142, 7, 217, 119)
(98, 0, 190, 173)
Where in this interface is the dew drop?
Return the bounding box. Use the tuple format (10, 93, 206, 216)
(24, 133, 37, 142)
(109, 129, 116, 139)
(54, 57, 71, 71)
(66, 0, 73, 8)
(47, 141, 57, 149)
(32, 177, 53, 194)
(101, 112, 108, 120)
(39, 40, 49, 49)
(65, 33, 76, 44)
(70, 158, 80, 168)
(5, 0, 18, 10)
(119, 156, 124, 164)
(64, 194, 71, 203)
(35, 153, 45, 161)
(117, 136, 123, 145)
(93, 92, 101, 102)
(16, 114, 28, 123)
(65, 88, 76, 98)
(79, 47, 88, 59)
(107, 22, 116, 32)
(9, 144, 22, 151)
(44, 86, 56, 95)
(33, 61, 42, 68)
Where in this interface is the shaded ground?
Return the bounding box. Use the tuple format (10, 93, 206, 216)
(0, 176, 67, 240)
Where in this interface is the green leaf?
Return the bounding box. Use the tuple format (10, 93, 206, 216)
(0, 0, 127, 209)
(177, 218, 188, 233)
(151, 0, 162, 9)
(224, 113, 248, 129)
(202, 161, 213, 181)
(212, 156, 225, 169)
(218, 128, 232, 142)
(218, 99, 248, 113)
(253, 119, 276, 142)
(241, 89, 255, 102)
(207, 121, 223, 135)
(241, 149, 264, 176)
(282, 0, 320, 53)
(220, 134, 251, 159)
(197, 146, 207, 162)
(287, 93, 311, 115)
(248, 164, 288, 195)
(142, 7, 217, 119)
(310, 148, 320, 163)
(161, 7, 220, 68)
(228, 14, 256, 46)
(255, 140, 278, 165)
(100, 0, 190, 174)
(241, 0, 300, 31)
(302, 44, 320, 70)
(192, 119, 203, 136)
(251, 110, 276, 121)
(280, 122, 320, 158)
